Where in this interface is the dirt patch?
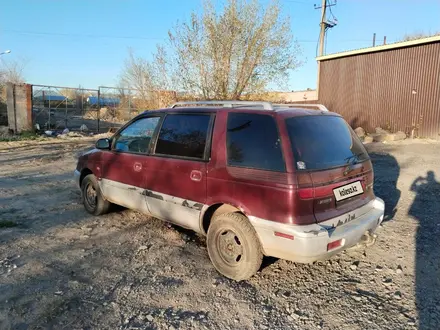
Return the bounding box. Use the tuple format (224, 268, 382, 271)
(0, 139, 439, 329)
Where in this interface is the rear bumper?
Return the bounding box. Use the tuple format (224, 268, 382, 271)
(249, 198, 385, 263)
(73, 169, 81, 188)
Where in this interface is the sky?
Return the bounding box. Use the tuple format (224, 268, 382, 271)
(1, 0, 440, 92)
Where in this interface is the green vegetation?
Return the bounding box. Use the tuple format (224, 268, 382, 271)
(0, 130, 41, 142)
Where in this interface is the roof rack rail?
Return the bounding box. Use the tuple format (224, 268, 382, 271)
(273, 103, 329, 112)
(170, 100, 274, 110)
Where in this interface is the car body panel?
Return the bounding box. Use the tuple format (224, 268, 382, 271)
(99, 151, 150, 213)
(249, 197, 384, 263)
(100, 178, 150, 214)
(143, 156, 207, 233)
(309, 161, 375, 223)
(205, 111, 297, 224)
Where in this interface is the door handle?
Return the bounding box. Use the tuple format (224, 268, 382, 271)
(190, 170, 202, 182)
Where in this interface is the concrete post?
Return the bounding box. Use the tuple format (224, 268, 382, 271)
(6, 83, 33, 133)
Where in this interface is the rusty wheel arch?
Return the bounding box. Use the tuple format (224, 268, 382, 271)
(201, 203, 244, 235)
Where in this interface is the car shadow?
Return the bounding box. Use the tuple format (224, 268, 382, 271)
(369, 152, 401, 221)
(260, 256, 279, 271)
(168, 224, 206, 247)
(408, 171, 440, 329)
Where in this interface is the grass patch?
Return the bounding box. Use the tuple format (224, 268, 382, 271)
(0, 131, 42, 142)
(0, 220, 18, 228)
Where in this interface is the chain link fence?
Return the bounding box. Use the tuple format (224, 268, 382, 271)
(97, 86, 142, 124)
(31, 85, 106, 132)
(30, 84, 178, 133)
(98, 86, 178, 124)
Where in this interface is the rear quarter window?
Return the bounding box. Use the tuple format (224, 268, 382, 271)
(226, 113, 285, 172)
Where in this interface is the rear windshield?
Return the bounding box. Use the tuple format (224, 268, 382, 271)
(285, 115, 369, 171)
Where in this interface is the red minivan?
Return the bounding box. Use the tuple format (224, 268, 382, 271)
(74, 101, 385, 280)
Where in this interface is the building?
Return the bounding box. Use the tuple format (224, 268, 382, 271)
(274, 90, 317, 103)
(316, 35, 440, 138)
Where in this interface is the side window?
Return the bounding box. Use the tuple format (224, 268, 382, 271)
(155, 114, 211, 159)
(114, 116, 160, 153)
(227, 113, 285, 172)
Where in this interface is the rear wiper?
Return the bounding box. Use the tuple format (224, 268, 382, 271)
(345, 152, 364, 165)
(343, 153, 365, 176)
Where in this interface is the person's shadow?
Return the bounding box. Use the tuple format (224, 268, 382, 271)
(409, 171, 440, 329)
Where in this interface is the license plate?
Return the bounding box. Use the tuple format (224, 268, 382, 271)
(333, 181, 364, 201)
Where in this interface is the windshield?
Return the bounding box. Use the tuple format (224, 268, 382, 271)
(285, 115, 369, 171)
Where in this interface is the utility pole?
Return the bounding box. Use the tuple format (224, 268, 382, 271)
(318, 0, 327, 57)
(315, 0, 337, 97)
(373, 33, 376, 47)
(315, 0, 337, 56)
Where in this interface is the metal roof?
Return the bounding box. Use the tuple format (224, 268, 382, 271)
(87, 96, 120, 105)
(34, 95, 67, 101)
(316, 35, 440, 61)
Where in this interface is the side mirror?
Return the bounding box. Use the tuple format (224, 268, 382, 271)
(96, 138, 111, 150)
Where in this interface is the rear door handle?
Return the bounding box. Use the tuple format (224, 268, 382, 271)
(190, 170, 202, 182)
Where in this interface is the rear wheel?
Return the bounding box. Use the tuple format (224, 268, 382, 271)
(81, 174, 111, 216)
(207, 212, 263, 281)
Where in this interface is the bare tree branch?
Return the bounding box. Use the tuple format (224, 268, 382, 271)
(401, 31, 440, 41)
(120, 0, 302, 101)
(0, 59, 26, 85)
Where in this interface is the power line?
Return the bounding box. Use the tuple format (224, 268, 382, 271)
(3, 28, 370, 44)
(2, 29, 163, 41)
(283, 0, 310, 4)
(328, 1, 337, 21)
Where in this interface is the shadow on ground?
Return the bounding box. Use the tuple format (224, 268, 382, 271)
(409, 171, 440, 329)
(370, 149, 440, 328)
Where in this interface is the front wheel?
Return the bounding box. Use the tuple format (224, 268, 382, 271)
(81, 174, 111, 216)
(207, 212, 263, 281)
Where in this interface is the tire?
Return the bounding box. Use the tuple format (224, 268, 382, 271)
(81, 174, 111, 216)
(207, 212, 263, 281)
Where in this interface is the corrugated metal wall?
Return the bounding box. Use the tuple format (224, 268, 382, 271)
(318, 41, 440, 138)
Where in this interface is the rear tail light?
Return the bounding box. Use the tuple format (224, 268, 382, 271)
(298, 188, 314, 199)
(298, 186, 334, 200)
(327, 239, 343, 251)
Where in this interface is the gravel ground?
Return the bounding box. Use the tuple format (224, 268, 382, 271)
(0, 138, 439, 330)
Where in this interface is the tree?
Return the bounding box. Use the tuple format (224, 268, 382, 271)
(0, 59, 25, 85)
(119, 47, 177, 109)
(1, 59, 26, 120)
(170, 0, 301, 99)
(119, 49, 155, 102)
(59, 88, 77, 100)
(120, 0, 301, 100)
